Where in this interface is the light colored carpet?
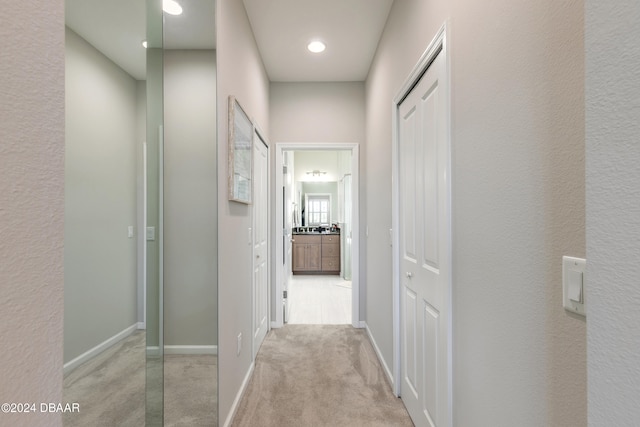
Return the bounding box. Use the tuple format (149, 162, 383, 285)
(231, 325, 413, 427)
(63, 331, 217, 426)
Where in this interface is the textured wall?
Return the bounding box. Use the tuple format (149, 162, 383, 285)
(451, 1, 586, 424)
(366, 0, 586, 425)
(0, 1, 65, 426)
(64, 28, 138, 362)
(586, 1, 640, 425)
(163, 49, 218, 347)
(217, 0, 270, 424)
(270, 82, 365, 144)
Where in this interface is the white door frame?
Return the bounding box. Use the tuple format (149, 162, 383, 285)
(391, 22, 452, 422)
(273, 142, 361, 329)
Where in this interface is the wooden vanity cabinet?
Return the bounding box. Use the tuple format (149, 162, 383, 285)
(292, 234, 340, 274)
(292, 235, 321, 272)
(321, 234, 340, 273)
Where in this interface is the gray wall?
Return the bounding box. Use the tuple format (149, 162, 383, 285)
(270, 82, 365, 143)
(366, 0, 586, 425)
(586, 1, 640, 425)
(0, 1, 65, 425)
(217, 0, 271, 423)
(163, 49, 218, 346)
(64, 28, 138, 362)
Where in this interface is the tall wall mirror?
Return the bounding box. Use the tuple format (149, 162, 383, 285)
(63, 0, 218, 425)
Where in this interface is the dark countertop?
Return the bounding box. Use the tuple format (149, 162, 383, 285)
(292, 227, 340, 235)
(293, 231, 340, 235)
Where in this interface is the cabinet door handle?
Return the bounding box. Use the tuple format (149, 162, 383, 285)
(406, 272, 413, 278)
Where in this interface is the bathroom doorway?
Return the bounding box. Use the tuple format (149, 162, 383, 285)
(274, 143, 360, 329)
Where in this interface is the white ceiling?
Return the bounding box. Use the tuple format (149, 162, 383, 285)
(65, 0, 392, 82)
(65, 0, 216, 81)
(242, 0, 394, 82)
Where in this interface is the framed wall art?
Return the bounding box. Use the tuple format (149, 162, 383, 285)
(228, 96, 253, 204)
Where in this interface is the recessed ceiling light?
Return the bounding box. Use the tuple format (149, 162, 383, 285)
(307, 40, 326, 53)
(142, 40, 148, 49)
(163, 0, 183, 15)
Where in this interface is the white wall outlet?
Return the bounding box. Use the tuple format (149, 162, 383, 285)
(563, 256, 586, 316)
(237, 333, 242, 356)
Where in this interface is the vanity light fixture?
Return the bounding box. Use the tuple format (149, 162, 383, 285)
(163, 0, 183, 15)
(307, 40, 326, 53)
(142, 40, 148, 48)
(306, 170, 327, 177)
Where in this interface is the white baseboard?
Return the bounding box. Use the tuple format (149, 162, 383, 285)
(164, 345, 218, 355)
(222, 361, 255, 427)
(356, 320, 366, 329)
(64, 324, 138, 376)
(137, 321, 146, 330)
(146, 346, 161, 358)
(270, 321, 282, 329)
(364, 322, 395, 390)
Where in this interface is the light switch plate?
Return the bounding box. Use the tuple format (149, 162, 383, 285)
(146, 226, 156, 241)
(563, 256, 586, 316)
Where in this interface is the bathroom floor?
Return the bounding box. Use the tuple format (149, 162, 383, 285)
(287, 275, 352, 324)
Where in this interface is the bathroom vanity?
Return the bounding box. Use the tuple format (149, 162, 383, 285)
(292, 228, 340, 274)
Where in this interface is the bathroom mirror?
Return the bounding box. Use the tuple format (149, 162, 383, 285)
(63, 0, 217, 425)
(161, 0, 218, 425)
(64, 0, 150, 424)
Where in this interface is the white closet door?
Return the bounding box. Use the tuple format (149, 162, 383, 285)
(398, 49, 450, 427)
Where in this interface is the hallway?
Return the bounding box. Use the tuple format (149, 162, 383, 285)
(7, 1, 640, 427)
(231, 325, 412, 426)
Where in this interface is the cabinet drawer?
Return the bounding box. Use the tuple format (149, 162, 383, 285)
(322, 243, 340, 257)
(321, 234, 339, 244)
(322, 257, 340, 271)
(292, 234, 321, 244)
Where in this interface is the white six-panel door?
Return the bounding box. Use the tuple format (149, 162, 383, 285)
(398, 49, 450, 427)
(253, 130, 269, 358)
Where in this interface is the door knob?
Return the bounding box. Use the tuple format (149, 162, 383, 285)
(406, 272, 413, 278)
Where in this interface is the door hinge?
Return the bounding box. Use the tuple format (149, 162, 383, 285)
(283, 290, 288, 299)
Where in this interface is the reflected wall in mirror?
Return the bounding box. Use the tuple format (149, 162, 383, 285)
(64, 0, 148, 425)
(63, 0, 218, 425)
(162, 0, 218, 425)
